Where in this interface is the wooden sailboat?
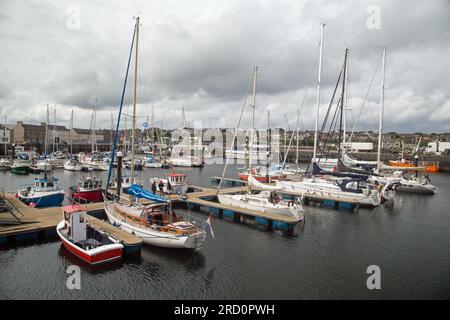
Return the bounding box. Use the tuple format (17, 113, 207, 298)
(104, 17, 207, 250)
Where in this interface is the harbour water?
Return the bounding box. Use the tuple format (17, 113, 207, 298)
(1, 165, 450, 299)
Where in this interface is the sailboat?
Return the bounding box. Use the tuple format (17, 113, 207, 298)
(104, 17, 207, 250)
(237, 67, 286, 182)
(64, 110, 82, 171)
(217, 67, 304, 220)
(218, 190, 304, 220)
(364, 49, 437, 195)
(168, 109, 204, 167)
(255, 37, 397, 207)
(64, 158, 83, 171)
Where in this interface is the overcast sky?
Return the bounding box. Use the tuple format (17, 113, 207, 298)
(0, 0, 449, 133)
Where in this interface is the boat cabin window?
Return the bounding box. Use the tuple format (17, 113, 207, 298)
(47, 182, 54, 188)
(170, 175, 186, 184)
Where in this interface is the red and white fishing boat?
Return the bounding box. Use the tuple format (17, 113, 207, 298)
(56, 205, 123, 265)
(68, 176, 103, 203)
(149, 173, 189, 194)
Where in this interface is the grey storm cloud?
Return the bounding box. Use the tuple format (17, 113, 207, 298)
(0, 0, 449, 132)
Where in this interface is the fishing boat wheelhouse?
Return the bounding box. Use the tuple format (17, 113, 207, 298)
(17, 176, 65, 208)
(56, 205, 123, 265)
(150, 173, 189, 194)
(69, 176, 103, 203)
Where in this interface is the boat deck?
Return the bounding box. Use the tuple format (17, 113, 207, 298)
(169, 186, 300, 224)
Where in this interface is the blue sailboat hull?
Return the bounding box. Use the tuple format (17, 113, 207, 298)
(19, 193, 65, 208)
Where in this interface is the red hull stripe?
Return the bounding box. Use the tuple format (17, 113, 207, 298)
(70, 190, 103, 203)
(59, 236, 122, 265)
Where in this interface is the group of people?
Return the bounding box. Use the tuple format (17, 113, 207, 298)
(151, 180, 171, 195)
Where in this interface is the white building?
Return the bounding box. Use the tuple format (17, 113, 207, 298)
(342, 142, 374, 152)
(426, 141, 450, 155)
(0, 124, 11, 145)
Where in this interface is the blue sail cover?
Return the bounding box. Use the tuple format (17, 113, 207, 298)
(127, 184, 169, 203)
(312, 162, 369, 180)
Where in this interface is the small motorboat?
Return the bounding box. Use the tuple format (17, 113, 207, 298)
(125, 158, 143, 170)
(29, 159, 53, 173)
(0, 158, 11, 171)
(388, 158, 438, 173)
(144, 159, 170, 169)
(68, 176, 104, 203)
(56, 205, 123, 265)
(64, 158, 82, 171)
(11, 159, 30, 175)
(17, 175, 65, 208)
(149, 173, 189, 195)
(109, 175, 142, 194)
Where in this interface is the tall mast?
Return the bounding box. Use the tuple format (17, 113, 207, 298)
(110, 113, 114, 150)
(53, 107, 56, 153)
(267, 109, 270, 157)
(94, 98, 98, 152)
(45, 104, 49, 157)
(249, 66, 257, 173)
(343, 51, 348, 153)
(376, 47, 386, 174)
(337, 49, 348, 167)
(69, 109, 73, 155)
(151, 105, 155, 158)
(55, 107, 58, 152)
(130, 16, 140, 184)
(4, 115, 7, 156)
(124, 109, 127, 155)
(313, 23, 325, 163)
(296, 110, 299, 168)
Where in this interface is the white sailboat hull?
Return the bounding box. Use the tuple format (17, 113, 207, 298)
(370, 175, 436, 195)
(64, 161, 82, 171)
(104, 202, 206, 250)
(169, 158, 203, 167)
(275, 180, 381, 207)
(217, 194, 304, 220)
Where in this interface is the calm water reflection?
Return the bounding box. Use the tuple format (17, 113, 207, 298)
(1, 165, 450, 299)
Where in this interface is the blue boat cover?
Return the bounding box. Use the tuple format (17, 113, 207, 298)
(127, 184, 169, 203)
(312, 162, 369, 180)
